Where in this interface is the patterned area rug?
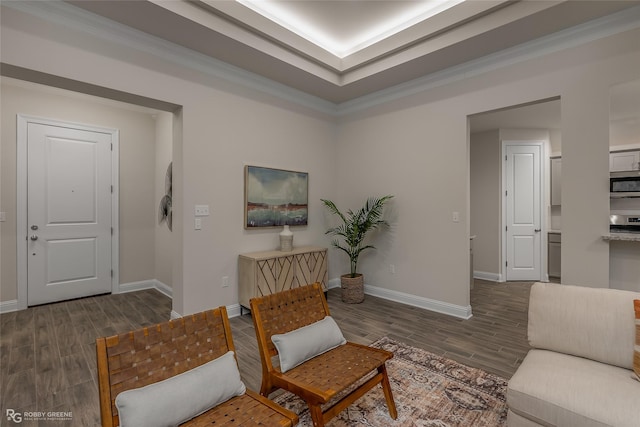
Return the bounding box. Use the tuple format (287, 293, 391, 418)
(273, 337, 508, 426)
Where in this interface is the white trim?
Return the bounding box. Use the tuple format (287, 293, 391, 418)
(473, 271, 502, 282)
(610, 143, 640, 152)
(111, 131, 120, 295)
(225, 304, 242, 319)
(16, 115, 119, 310)
(337, 6, 640, 114)
(117, 280, 156, 294)
(169, 304, 241, 319)
(501, 140, 545, 282)
(154, 280, 173, 298)
(16, 116, 28, 311)
(364, 284, 473, 320)
(117, 279, 172, 298)
(4, 278, 173, 313)
(328, 277, 472, 318)
(326, 278, 341, 289)
(0, 300, 19, 314)
(3, 1, 640, 115)
(2, 0, 337, 116)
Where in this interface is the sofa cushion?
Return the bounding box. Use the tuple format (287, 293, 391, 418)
(508, 349, 640, 427)
(635, 300, 640, 381)
(528, 282, 640, 369)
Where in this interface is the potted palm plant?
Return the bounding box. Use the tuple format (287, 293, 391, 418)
(321, 195, 393, 303)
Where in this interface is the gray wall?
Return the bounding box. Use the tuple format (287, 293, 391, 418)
(2, 3, 640, 314)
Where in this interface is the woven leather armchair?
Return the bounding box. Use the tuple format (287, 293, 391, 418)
(96, 306, 298, 427)
(250, 283, 398, 427)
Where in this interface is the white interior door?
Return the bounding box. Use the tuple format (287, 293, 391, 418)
(505, 144, 542, 281)
(27, 122, 113, 305)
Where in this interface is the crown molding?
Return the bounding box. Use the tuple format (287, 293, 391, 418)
(3, 1, 640, 116)
(2, 0, 339, 115)
(337, 4, 640, 115)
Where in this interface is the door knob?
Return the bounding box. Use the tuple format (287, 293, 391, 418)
(30, 235, 38, 241)
(534, 229, 541, 232)
(31, 225, 38, 230)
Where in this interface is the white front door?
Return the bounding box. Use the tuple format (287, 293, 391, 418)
(27, 121, 113, 305)
(504, 143, 542, 281)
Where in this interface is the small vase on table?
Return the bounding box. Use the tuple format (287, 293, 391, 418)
(279, 225, 293, 252)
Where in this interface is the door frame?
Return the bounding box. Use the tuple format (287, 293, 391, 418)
(16, 115, 120, 310)
(500, 140, 546, 282)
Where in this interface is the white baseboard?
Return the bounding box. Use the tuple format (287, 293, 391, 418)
(226, 304, 242, 318)
(328, 278, 472, 319)
(1, 281, 243, 321)
(327, 278, 341, 289)
(121, 281, 239, 319)
(171, 304, 242, 319)
(3, 278, 471, 320)
(473, 271, 502, 282)
(364, 284, 473, 320)
(153, 280, 173, 298)
(0, 299, 18, 314)
(118, 279, 173, 297)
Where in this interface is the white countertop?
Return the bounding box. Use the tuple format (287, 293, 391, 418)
(602, 232, 640, 242)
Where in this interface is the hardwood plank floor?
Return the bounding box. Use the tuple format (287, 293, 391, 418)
(0, 280, 532, 426)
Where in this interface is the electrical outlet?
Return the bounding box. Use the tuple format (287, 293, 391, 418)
(222, 276, 229, 288)
(195, 205, 210, 217)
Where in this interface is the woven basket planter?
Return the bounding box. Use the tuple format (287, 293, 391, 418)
(341, 274, 364, 304)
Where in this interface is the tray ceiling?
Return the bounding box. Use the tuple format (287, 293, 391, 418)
(68, 0, 640, 104)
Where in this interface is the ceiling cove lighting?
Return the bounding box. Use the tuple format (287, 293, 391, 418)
(236, 0, 465, 58)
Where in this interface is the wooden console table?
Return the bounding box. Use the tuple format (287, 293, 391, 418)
(238, 246, 328, 310)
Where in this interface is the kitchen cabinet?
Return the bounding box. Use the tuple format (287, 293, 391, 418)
(550, 157, 562, 206)
(610, 150, 640, 171)
(238, 246, 327, 309)
(548, 232, 561, 279)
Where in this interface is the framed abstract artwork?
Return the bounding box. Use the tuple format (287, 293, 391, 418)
(244, 165, 308, 228)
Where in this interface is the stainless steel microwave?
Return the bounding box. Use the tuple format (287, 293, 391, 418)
(610, 170, 640, 198)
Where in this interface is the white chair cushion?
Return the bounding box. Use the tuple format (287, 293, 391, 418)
(272, 316, 346, 373)
(115, 351, 246, 427)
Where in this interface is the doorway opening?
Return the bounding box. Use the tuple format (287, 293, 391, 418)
(3, 75, 181, 311)
(469, 97, 561, 285)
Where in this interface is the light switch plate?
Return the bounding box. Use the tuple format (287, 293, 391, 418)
(0, 212, 5, 222)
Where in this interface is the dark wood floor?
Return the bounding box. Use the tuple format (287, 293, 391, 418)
(0, 279, 532, 426)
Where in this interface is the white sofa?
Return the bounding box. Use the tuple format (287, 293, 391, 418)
(507, 282, 640, 427)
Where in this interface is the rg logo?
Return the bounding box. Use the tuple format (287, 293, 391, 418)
(6, 409, 22, 423)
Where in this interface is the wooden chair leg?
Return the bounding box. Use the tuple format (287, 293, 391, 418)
(259, 376, 274, 397)
(379, 364, 398, 419)
(308, 403, 325, 427)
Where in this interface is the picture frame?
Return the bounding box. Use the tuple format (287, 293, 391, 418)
(244, 165, 308, 228)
